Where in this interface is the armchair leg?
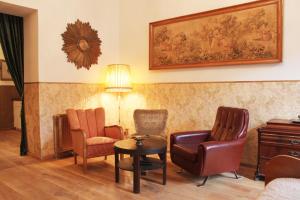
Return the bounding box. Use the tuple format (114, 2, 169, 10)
(197, 176, 208, 187)
(104, 156, 107, 160)
(74, 153, 77, 164)
(233, 171, 240, 179)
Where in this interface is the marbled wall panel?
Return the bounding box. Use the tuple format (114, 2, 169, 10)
(24, 83, 41, 158)
(121, 82, 300, 166)
(38, 83, 118, 159)
(34, 81, 300, 165)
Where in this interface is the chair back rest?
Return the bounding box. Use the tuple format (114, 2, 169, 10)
(211, 106, 249, 141)
(133, 109, 168, 137)
(66, 107, 105, 138)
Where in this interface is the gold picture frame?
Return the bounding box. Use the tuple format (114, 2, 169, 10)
(149, 0, 283, 70)
(0, 60, 12, 80)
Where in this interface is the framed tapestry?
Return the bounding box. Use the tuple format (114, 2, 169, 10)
(0, 60, 12, 80)
(149, 0, 283, 70)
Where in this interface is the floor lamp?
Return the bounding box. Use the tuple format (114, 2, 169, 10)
(105, 64, 132, 125)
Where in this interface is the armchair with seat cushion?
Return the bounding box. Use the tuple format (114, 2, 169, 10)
(133, 109, 168, 139)
(134, 109, 168, 163)
(66, 107, 124, 172)
(170, 106, 249, 186)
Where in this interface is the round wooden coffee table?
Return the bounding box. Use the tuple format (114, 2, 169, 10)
(114, 136, 167, 193)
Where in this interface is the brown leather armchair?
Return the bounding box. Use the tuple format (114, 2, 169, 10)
(66, 107, 124, 172)
(170, 106, 249, 186)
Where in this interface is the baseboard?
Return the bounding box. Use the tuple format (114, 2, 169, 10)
(240, 162, 256, 169)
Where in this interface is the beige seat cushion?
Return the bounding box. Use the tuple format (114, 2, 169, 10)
(86, 136, 117, 146)
(86, 136, 118, 158)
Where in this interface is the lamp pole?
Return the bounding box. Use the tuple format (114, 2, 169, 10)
(105, 64, 132, 126)
(118, 92, 121, 125)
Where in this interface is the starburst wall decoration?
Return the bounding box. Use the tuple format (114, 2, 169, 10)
(61, 19, 102, 70)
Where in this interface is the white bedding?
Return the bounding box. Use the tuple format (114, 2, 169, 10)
(257, 178, 300, 200)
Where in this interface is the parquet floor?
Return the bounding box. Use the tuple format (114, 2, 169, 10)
(0, 130, 264, 200)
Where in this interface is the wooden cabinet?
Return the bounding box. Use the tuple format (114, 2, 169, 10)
(255, 119, 300, 179)
(53, 114, 73, 158)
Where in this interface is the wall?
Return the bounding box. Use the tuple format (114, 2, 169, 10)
(119, 0, 300, 83)
(0, 0, 121, 158)
(1, 0, 120, 83)
(120, 82, 300, 165)
(31, 80, 300, 166)
(38, 83, 118, 158)
(116, 0, 300, 166)
(1, 0, 300, 167)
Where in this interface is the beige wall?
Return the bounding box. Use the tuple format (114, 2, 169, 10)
(24, 10, 38, 83)
(1, 0, 120, 83)
(1, 0, 300, 166)
(0, 0, 121, 158)
(119, 0, 300, 83)
(1, 0, 299, 84)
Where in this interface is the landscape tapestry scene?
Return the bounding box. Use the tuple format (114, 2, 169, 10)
(151, 3, 279, 68)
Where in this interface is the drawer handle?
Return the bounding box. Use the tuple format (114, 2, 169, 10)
(290, 140, 300, 145)
(289, 151, 300, 157)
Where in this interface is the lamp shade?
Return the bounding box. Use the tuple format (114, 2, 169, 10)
(105, 64, 132, 92)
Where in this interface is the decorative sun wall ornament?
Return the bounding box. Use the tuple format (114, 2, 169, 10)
(61, 19, 102, 70)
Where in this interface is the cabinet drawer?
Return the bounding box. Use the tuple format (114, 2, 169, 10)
(261, 133, 300, 146)
(260, 145, 300, 159)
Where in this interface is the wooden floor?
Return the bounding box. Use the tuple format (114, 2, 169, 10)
(0, 130, 264, 200)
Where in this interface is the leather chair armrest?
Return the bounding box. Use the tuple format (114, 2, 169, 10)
(170, 130, 211, 152)
(199, 139, 245, 152)
(70, 129, 87, 157)
(170, 130, 211, 147)
(104, 125, 124, 140)
(198, 138, 246, 175)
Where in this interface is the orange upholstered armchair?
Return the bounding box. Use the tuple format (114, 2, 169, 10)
(66, 107, 124, 172)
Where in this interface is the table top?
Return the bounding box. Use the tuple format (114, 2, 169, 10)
(114, 136, 167, 155)
(267, 119, 300, 126)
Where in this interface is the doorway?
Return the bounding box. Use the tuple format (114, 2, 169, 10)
(0, 2, 38, 157)
(0, 41, 21, 151)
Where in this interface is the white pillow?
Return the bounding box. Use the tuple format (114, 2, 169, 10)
(257, 178, 300, 200)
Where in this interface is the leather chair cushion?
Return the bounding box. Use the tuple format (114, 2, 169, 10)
(172, 143, 198, 162)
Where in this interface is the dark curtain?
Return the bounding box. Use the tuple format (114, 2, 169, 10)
(0, 13, 27, 155)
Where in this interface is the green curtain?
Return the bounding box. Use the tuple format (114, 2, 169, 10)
(0, 13, 27, 155)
